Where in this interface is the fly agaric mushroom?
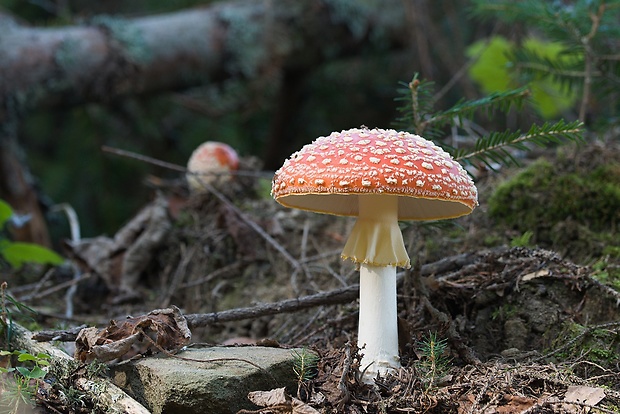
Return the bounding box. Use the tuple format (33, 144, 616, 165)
(186, 141, 239, 193)
(271, 127, 478, 382)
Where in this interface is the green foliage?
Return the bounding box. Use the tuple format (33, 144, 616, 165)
(471, 0, 620, 125)
(591, 256, 620, 290)
(550, 322, 620, 376)
(467, 36, 580, 118)
(510, 231, 534, 248)
(0, 350, 50, 413)
(0, 201, 12, 226)
(414, 332, 451, 391)
(0, 200, 64, 269)
(0, 242, 64, 270)
(452, 119, 584, 170)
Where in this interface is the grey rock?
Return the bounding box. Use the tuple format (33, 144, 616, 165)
(110, 346, 305, 414)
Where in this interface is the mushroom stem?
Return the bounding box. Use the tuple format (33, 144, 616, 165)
(358, 263, 401, 382)
(342, 194, 405, 382)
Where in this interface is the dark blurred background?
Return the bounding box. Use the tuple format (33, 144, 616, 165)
(0, 0, 542, 241)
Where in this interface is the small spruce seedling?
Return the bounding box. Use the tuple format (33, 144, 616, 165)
(415, 332, 450, 391)
(292, 348, 319, 399)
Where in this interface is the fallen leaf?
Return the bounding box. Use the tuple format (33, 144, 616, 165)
(248, 387, 291, 407)
(496, 394, 537, 413)
(74, 306, 191, 362)
(521, 269, 550, 281)
(247, 387, 320, 414)
(564, 385, 605, 406)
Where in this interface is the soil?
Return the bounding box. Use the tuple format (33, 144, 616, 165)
(4, 139, 620, 413)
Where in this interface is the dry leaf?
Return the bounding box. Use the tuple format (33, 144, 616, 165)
(247, 387, 291, 406)
(75, 306, 191, 362)
(521, 269, 550, 281)
(496, 394, 537, 413)
(247, 387, 320, 414)
(564, 385, 605, 406)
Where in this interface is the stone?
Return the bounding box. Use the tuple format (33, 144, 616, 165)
(110, 346, 307, 414)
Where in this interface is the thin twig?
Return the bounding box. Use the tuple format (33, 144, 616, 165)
(161, 243, 197, 308)
(184, 285, 360, 329)
(101, 145, 273, 178)
(179, 261, 243, 289)
(17, 273, 92, 303)
(201, 180, 302, 271)
(32, 251, 483, 342)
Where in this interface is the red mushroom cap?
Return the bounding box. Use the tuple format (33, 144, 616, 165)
(271, 127, 478, 220)
(186, 141, 239, 191)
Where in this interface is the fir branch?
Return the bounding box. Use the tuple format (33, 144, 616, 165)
(511, 48, 587, 80)
(453, 120, 584, 168)
(428, 87, 530, 129)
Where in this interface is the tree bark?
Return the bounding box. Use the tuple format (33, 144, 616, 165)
(0, 0, 407, 112)
(0, 138, 51, 246)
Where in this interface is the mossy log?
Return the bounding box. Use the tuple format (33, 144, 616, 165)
(0, 0, 407, 111)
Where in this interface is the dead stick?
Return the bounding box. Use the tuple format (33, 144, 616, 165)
(184, 284, 359, 329)
(200, 180, 302, 271)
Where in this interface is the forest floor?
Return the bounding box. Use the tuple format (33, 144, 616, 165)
(3, 139, 620, 413)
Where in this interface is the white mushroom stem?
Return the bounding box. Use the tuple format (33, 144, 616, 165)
(342, 194, 407, 382)
(358, 263, 400, 381)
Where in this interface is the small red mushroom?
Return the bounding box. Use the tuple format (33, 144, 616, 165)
(186, 141, 239, 193)
(271, 127, 478, 382)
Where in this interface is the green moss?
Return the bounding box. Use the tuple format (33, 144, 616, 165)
(488, 158, 620, 260)
(591, 257, 620, 290)
(549, 322, 620, 371)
